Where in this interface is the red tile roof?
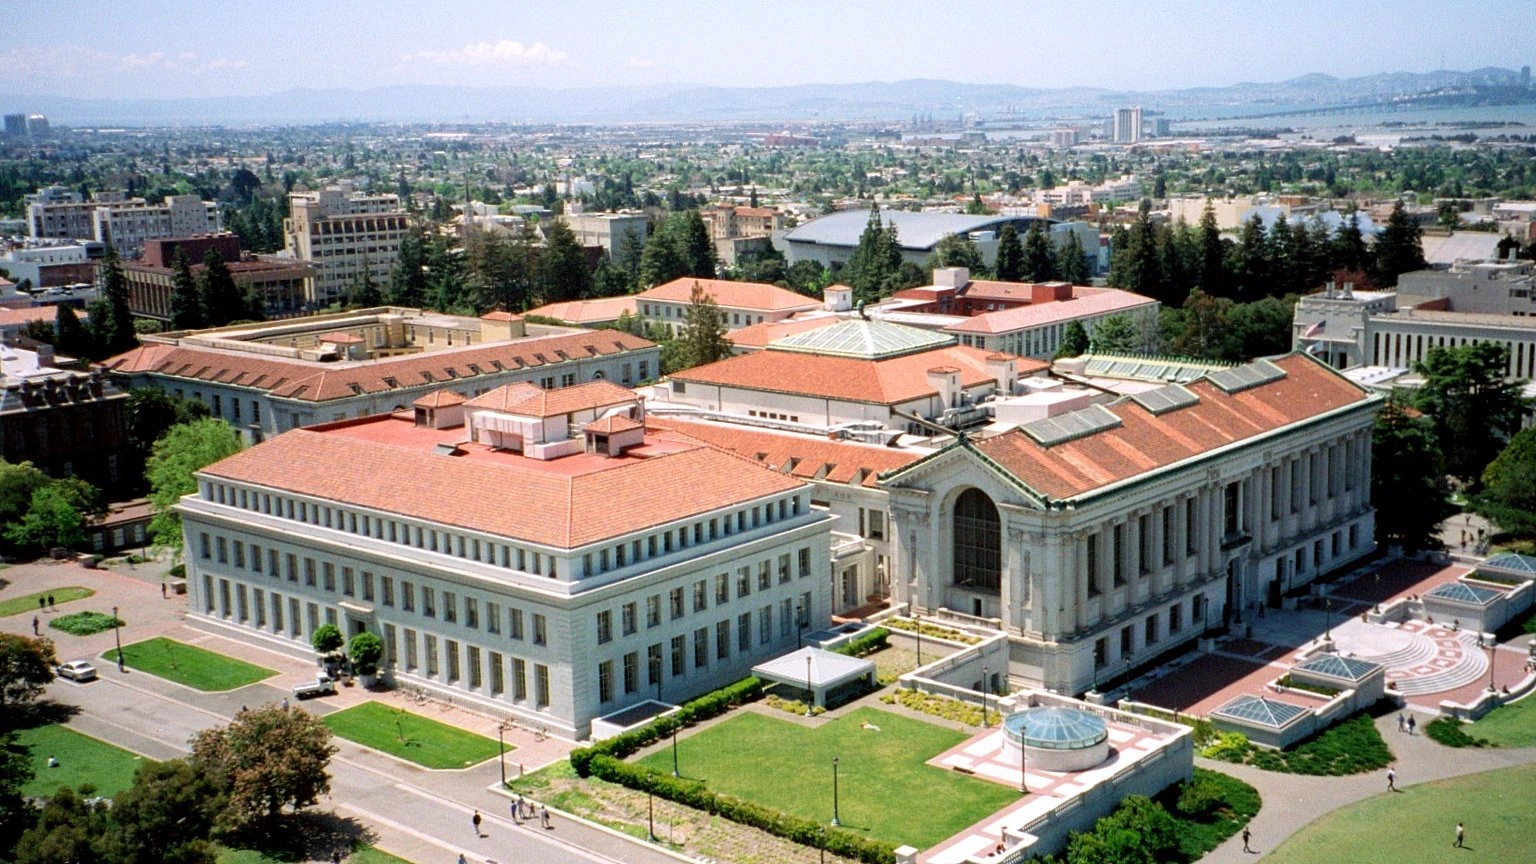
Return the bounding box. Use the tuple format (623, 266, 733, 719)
(522, 296, 637, 324)
(319, 332, 365, 344)
(968, 354, 1375, 500)
(726, 315, 841, 350)
(670, 345, 1047, 406)
(199, 423, 806, 547)
(641, 278, 822, 313)
(464, 379, 637, 418)
(650, 417, 923, 488)
(944, 287, 1157, 335)
(588, 414, 643, 434)
(413, 389, 467, 408)
(480, 311, 523, 322)
(0, 306, 86, 328)
(103, 330, 655, 404)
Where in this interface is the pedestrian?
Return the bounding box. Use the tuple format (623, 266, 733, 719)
(457, 855, 468, 864)
(540, 804, 551, 829)
(1242, 826, 1252, 853)
(161, 582, 167, 598)
(47, 755, 58, 768)
(46, 594, 54, 610)
(37, 596, 45, 612)
(510, 798, 520, 824)
(1397, 713, 1405, 732)
(471, 809, 482, 836)
(1387, 766, 1396, 791)
(1407, 715, 1416, 735)
(280, 697, 290, 711)
(1454, 822, 1464, 848)
(32, 616, 39, 635)
(331, 853, 342, 864)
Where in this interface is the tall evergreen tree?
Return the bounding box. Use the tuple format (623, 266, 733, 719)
(928, 233, 986, 276)
(1331, 211, 1372, 276)
(613, 226, 646, 286)
(53, 303, 96, 360)
(1234, 215, 1271, 300)
(198, 247, 246, 327)
(993, 223, 1024, 282)
(1196, 202, 1230, 297)
(1374, 200, 1428, 287)
(88, 244, 137, 357)
(168, 247, 205, 330)
(638, 220, 687, 289)
(423, 234, 466, 312)
(386, 227, 428, 307)
(678, 210, 717, 279)
(538, 218, 592, 303)
(1056, 320, 1090, 358)
(346, 257, 382, 309)
(677, 282, 731, 370)
(1374, 394, 1456, 551)
(1414, 342, 1530, 486)
(1056, 231, 1092, 284)
(844, 206, 901, 304)
(1020, 221, 1059, 282)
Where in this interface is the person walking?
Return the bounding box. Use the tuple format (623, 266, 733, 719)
(1387, 766, 1397, 791)
(540, 804, 551, 829)
(1407, 715, 1416, 735)
(161, 582, 167, 599)
(1397, 713, 1405, 732)
(471, 810, 482, 836)
(32, 616, 39, 635)
(457, 854, 468, 864)
(1454, 822, 1465, 848)
(37, 596, 45, 612)
(1241, 826, 1253, 853)
(46, 594, 54, 610)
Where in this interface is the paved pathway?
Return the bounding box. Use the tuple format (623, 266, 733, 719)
(1197, 712, 1536, 863)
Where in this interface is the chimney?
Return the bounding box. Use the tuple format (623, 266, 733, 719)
(932, 267, 970, 289)
(1324, 280, 1336, 298)
(1342, 282, 1354, 299)
(824, 284, 853, 312)
(927, 366, 961, 410)
(985, 353, 1018, 395)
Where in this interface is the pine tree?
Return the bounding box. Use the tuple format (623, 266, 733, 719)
(538, 218, 592, 303)
(198, 247, 245, 327)
(638, 220, 687, 289)
(424, 235, 466, 312)
(54, 303, 96, 360)
(1234, 215, 1270, 300)
(1196, 202, 1229, 297)
(993, 224, 1024, 281)
(678, 210, 717, 279)
(1375, 200, 1428, 287)
(1331, 211, 1371, 276)
(927, 233, 986, 276)
(347, 258, 382, 309)
(1020, 222, 1059, 282)
(1056, 231, 1091, 284)
(386, 228, 428, 307)
(678, 282, 731, 370)
(1056, 320, 1090, 358)
(843, 206, 897, 305)
(89, 244, 137, 357)
(168, 247, 205, 330)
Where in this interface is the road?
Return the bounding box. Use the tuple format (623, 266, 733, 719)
(45, 671, 679, 864)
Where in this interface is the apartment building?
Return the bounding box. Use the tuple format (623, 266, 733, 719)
(282, 187, 409, 304)
(92, 195, 223, 256)
(122, 235, 316, 322)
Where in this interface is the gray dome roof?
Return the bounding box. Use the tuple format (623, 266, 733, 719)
(1004, 706, 1109, 751)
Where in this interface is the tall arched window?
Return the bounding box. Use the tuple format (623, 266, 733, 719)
(953, 488, 1001, 592)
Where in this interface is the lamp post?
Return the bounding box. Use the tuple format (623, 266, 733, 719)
(496, 720, 510, 787)
(1323, 596, 1333, 643)
(112, 606, 124, 672)
(914, 611, 923, 668)
(818, 826, 826, 864)
(1019, 719, 1028, 794)
(1488, 638, 1498, 692)
(652, 654, 663, 705)
(806, 655, 815, 716)
(671, 723, 679, 777)
(831, 755, 841, 827)
(981, 665, 989, 727)
(647, 775, 657, 842)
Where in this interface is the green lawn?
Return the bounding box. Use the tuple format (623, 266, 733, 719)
(322, 702, 504, 769)
(1467, 695, 1536, 747)
(16, 724, 150, 799)
(0, 586, 95, 618)
(220, 845, 413, 864)
(634, 706, 1020, 849)
(106, 637, 276, 691)
(1265, 763, 1536, 864)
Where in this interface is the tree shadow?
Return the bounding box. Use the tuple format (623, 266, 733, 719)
(225, 810, 379, 862)
(2, 699, 82, 732)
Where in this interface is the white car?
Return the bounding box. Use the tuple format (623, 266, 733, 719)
(56, 660, 98, 682)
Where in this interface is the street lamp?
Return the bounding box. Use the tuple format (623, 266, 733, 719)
(112, 606, 124, 672)
(981, 665, 989, 727)
(818, 826, 826, 864)
(831, 755, 841, 826)
(497, 720, 510, 787)
(914, 611, 923, 668)
(671, 723, 679, 777)
(806, 655, 815, 716)
(1488, 638, 1498, 692)
(647, 775, 657, 842)
(1019, 719, 1028, 794)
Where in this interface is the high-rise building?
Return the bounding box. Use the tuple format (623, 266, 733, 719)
(1523, 65, 1532, 90)
(3, 114, 26, 138)
(92, 194, 222, 256)
(24, 114, 49, 138)
(282, 186, 409, 303)
(1112, 107, 1143, 144)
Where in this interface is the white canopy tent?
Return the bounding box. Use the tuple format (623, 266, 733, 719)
(752, 646, 876, 709)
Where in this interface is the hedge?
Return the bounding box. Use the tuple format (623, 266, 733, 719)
(832, 627, 889, 658)
(570, 676, 763, 776)
(589, 756, 896, 864)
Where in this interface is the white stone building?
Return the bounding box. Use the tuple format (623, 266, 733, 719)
(181, 383, 834, 739)
(282, 187, 409, 303)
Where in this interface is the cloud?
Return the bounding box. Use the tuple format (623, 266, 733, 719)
(405, 40, 568, 68)
(627, 57, 654, 69)
(116, 50, 245, 74)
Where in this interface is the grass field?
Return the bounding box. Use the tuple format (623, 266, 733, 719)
(16, 724, 150, 799)
(1264, 763, 1536, 864)
(1465, 694, 1536, 748)
(220, 845, 413, 864)
(634, 706, 1021, 849)
(0, 586, 95, 618)
(107, 637, 276, 691)
(322, 702, 504, 769)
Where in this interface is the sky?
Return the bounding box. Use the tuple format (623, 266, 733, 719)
(5, 0, 1536, 99)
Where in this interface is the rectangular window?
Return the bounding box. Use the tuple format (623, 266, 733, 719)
(233, 540, 245, 569)
(362, 572, 374, 602)
(1161, 506, 1174, 566)
(342, 567, 354, 597)
(488, 650, 503, 695)
(322, 563, 335, 592)
(486, 602, 501, 634)
(424, 635, 439, 677)
(423, 587, 437, 618)
(216, 537, 228, 564)
(716, 620, 730, 660)
(441, 592, 456, 624)
(737, 567, 751, 599)
(738, 613, 751, 652)
(404, 628, 418, 671)
(268, 549, 279, 577)
(446, 640, 461, 681)
(1145, 614, 1159, 645)
(200, 532, 211, 560)
(598, 661, 614, 703)
(286, 553, 298, 582)
(798, 548, 811, 580)
(533, 613, 547, 646)
(1169, 603, 1182, 633)
(670, 588, 685, 620)
(1112, 525, 1125, 587)
(401, 581, 414, 612)
(1138, 515, 1152, 576)
(467, 645, 481, 689)
(510, 609, 524, 640)
(758, 562, 771, 591)
(781, 598, 793, 636)
(647, 643, 662, 686)
(623, 652, 638, 694)
(693, 580, 707, 613)
(305, 558, 317, 587)
(694, 627, 708, 668)
(535, 664, 550, 707)
(597, 610, 613, 644)
(646, 594, 661, 628)
(621, 602, 637, 636)
(760, 605, 773, 644)
(1086, 533, 1101, 596)
(671, 635, 685, 676)
(1186, 498, 1199, 554)
(513, 658, 527, 700)
(465, 597, 479, 629)
(715, 573, 729, 605)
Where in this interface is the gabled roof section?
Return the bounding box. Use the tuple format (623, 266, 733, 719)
(768, 319, 956, 360)
(1211, 694, 1307, 728)
(413, 389, 466, 409)
(1293, 653, 1380, 683)
(1478, 552, 1536, 578)
(650, 417, 924, 489)
(1424, 581, 1502, 605)
(640, 278, 822, 312)
(465, 379, 637, 418)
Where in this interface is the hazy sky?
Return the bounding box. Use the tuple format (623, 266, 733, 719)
(7, 0, 1536, 98)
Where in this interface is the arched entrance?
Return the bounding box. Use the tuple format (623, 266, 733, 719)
(952, 488, 1001, 615)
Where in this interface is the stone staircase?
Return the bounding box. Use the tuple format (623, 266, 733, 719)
(1387, 633, 1490, 696)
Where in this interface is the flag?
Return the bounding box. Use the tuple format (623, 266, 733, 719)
(1308, 341, 1326, 355)
(1303, 320, 1325, 337)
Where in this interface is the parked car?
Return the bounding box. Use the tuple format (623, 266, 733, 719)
(56, 660, 98, 682)
(292, 674, 337, 699)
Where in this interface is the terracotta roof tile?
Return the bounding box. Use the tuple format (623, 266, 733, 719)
(670, 345, 1047, 405)
(726, 315, 841, 349)
(522, 296, 638, 324)
(464, 379, 637, 418)
(944, 287, 1157, 335)
(971, 354, 1376, 500)
(640, 278, 822, 312)
(587, 415, 643, 434)
(413, 389, 467, 408)
(650, 417, 923, 488)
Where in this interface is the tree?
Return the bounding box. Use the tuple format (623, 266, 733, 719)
(198, 248, 245, 328)
(13, 786, 109, 864)
(1196, 202, 1230, 297)
(190, 706, 337, 829)
(1021, 221, 1059, 282)
(0, 730, 34, 858)
(1056, 320, 1090, 358)
(348, 632, 383, 677)
(927, 233, 986, 276)
(1473, 426, 1536, 537)
(677, 210, 717, 279)
(0, 460, 49, 531)
(1373, 395, 1456, 551)
(386, 228, 428, 307)
(1414, 342, 1529, 486)
(346, 258, 382, 309)
(310, 623, 343, 657)
(843, 206, 902, 304)
(537, 218, 592, 303)
(53, 303, 96, 360)
(1089, 315, 1138, 354)
(637, 220, 687, 289)
(0, 633, 57, 709)
(1331, 211, 1372, 276)
(1233, 215, 1271, 300)
(168, 247, 205, 330)
(677, 283, 731, 371)
(125, 389, 209, 462)
(5, 483, 91, 550)
(100, 759, 223, 864)
(1063, 795, 1179, 864)
(146, 419, 242, 557)
(993, 224, 1024, 281)
(1375, 200, 1427, 286)
(423, 234, 466, 312)
(90, 244, 138, 358)
(1056, 231, 1092, 285)
(1227, 295, 1297, 359)
(1165, 289, 1240, 361)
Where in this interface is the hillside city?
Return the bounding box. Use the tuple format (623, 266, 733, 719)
(4, 29, 1536, 864)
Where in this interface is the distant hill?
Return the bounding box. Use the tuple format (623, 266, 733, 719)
(4, 67, 1532, 126)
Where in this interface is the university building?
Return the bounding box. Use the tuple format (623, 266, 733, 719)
(281, 186, 409, 304)
(180, 381, 833, 739)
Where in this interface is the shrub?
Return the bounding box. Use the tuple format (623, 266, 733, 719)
(832, 627, 889, 658)
(348, 631, 383, 676)
(877, 687, 1000, 727)
(570, 676, 762, 777)
(1204, 713, 1393, 775)
(1201, 731, 1252, 762)
(48, 611, 123, 636)
(311, 623, 343, 655)
(1175, 772, 1225, 818)
(763, 694, 825, 716)
(1275, 675, 1341, 697)
(1187, 718, 1220, 748)
(881, 617, 982, 645)
(1426, 716, 1493, 748)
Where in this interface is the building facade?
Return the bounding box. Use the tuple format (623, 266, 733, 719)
(180, 394, 834, 739)
(122, 235, 316, 321)
(636, 278, 823, 335)
(0, 345, 129, 494)
(282, 187, 409, 304)
(92, 195, 222, 256)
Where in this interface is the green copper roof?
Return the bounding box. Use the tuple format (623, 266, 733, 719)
(768, 319, 956, 360)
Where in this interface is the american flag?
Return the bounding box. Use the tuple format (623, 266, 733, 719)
(1303, 320, 1325, 337)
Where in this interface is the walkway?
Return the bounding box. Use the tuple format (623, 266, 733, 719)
(1197, 712, 1536, 863)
